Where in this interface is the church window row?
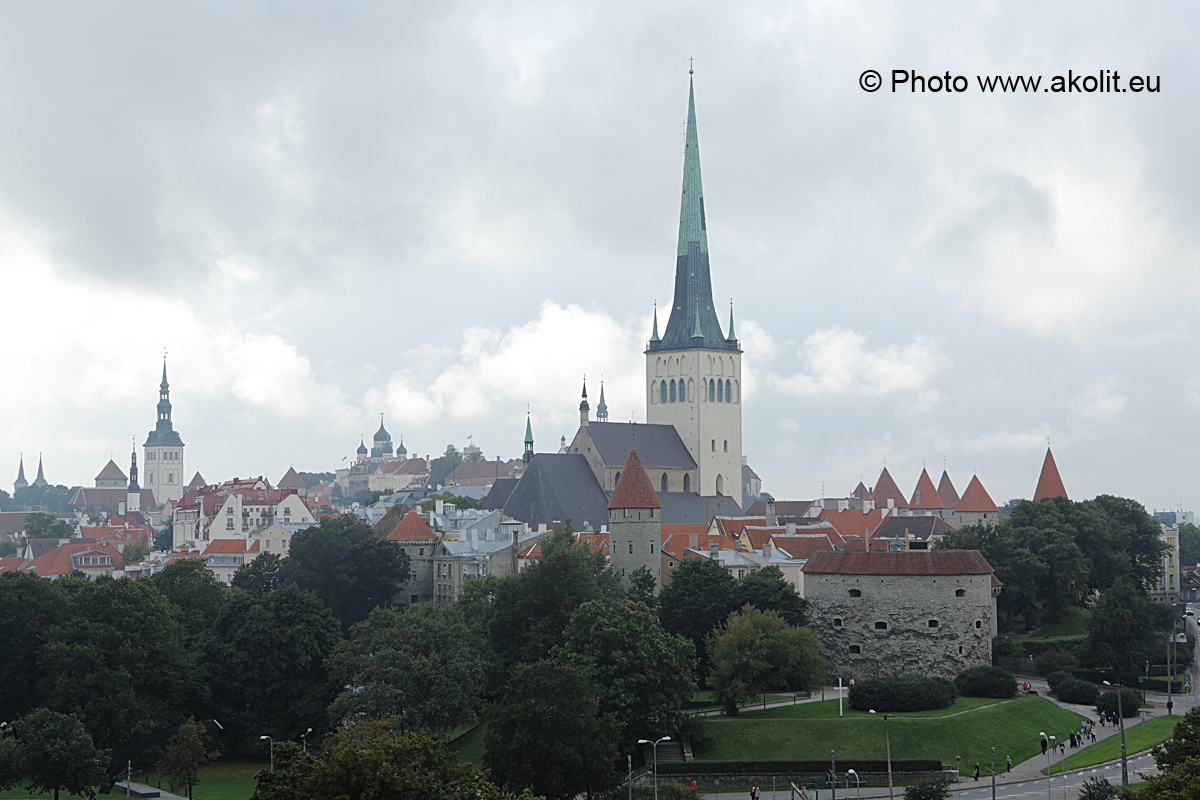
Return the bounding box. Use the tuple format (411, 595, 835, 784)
(651, 378, 738, 405)
(710, 439, 729, 452)
(147, 451, 180, 461)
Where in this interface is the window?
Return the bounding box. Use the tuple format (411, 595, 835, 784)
(723, 440, 728, 452)
(411, 594, 419, 605)
(715, 475, 723, 494)
(660, 382, 667, 403)
(711, 439, 716, 451)
(717, 380, 723, 402)
(975, 620, 982, 629)
(959, 645, 964, 655)
(737, 569, 745, 578)
(848, 589, 861, 597)
(668, 561, 675, 568)
(833, 618, 843, 627)
(629, 542, 634, 554)
(955, 589, 965, 597)
(683, 474, 690, 492)
(265, 539, 271, 549)
(419, 548, 424, 556)
(726, 379, 732, 402)
(226, 518, 234, 530)
(670, 380, 676, 402)
(849, 645, 861, 654)
(928, 620, 939, 628)
(709, 379, 715, 401)
(661, 474, 668, 492)
(651, 543, 655, 553)
(615, 471, 621, 487)
(875, 621, 888, 630)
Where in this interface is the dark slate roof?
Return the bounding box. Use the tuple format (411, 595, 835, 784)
(145, 428, 184, 447)
(658, 492, 743, 524)
(502, 454, 612, 529)
(802, 549, 994, 576)
(584, 422, 696, 469)
(872, 515, 957, 541)
(481, 478, 519, 511)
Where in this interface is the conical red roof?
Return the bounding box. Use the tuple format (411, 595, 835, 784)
(1033, 448, 1068, 501)
(871, 467, 908, 509)
(95, 459, 127, 481)
(909, 469, 945, 509)
(278, 466, 306, 489)
(956, 475, 998, 513)
(385, 510, 437, 540)
(852, 481, 870, 500)
(937, 471, 959, 508)
(607, 448, 662, 509)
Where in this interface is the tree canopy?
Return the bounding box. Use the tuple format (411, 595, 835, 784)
(708, 605, 827, 714)
(232, 551, 283, 597)
(1085, 576, 1156, 683)
(16, 708, 109, 800)
(658, 557, 737, 685)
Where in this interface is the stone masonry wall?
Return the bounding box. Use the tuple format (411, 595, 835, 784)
(806, 572, 996, 680)
(609, 507, 662, 590)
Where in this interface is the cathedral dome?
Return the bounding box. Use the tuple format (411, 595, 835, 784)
(357, 438, 368, 456)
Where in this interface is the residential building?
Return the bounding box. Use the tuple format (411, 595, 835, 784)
(801, 550, 1001, 680)
(445, 459, 512, 488)
(204, 538, 261, 585)
(1150, 524, 1181, 604)
(172, 477, 315, 546)
(379, 510, 439, 606)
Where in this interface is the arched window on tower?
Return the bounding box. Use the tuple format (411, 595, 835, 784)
(614, 472, 621, 488)
(724, 440, 728, 452)
(687, 379, 694, 402)
(717, 380, 723, 402)
(709, 379, 715, 401)
(669, 380, 676, 403)
(660, 381, 667, 404)
(726, 380, 732, 403)
(711, 439, 715, 451)
(683, 474, 690, 492)
(661, 473, 668, 492)
(715, 474, 724, 495)
(734, 380, 739, 403)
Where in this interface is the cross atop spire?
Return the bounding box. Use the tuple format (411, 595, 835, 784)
(648, 74, 738, 354)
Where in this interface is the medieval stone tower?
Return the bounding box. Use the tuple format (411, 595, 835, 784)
(645, 74, 743, 508)
(607, 448, 663, 591)
(144, 360, 186, 504)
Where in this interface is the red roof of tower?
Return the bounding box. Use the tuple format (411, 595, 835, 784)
(95, 460, 127, 481)
(937, 471, 960, 508)
(1033, 448, 1068, 501)
(384, 511, 437, 541)
(871, 467, 908, 509)
(852, 482, 870, 500)
(607, 448, 662, 509)
(956, 475, 999, 513)
(278, 467, 306, 490)
(909, 469, 945, 509)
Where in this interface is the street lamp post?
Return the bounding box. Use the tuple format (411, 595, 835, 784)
(956, 756, 961, 800)
(637, 736, 671, 800)
(259, 735, 274, 773)
(302, 727, 312, 754)
(1039, 733, 1051, 800)
(869, 711, 894, 800)
(1056, 742, 1066, 800)
(1103, 681, 1129, 786)
(831, 750, 837, 800)
(991, 747, 997, 800)
(847, 769, 860, 800)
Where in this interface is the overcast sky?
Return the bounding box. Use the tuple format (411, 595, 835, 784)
(1, 1, 1197, 511)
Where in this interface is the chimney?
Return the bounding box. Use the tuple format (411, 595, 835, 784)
(763, 540, 772, 559)
(118, 502, 126, 517)
(709, 540, 719, 556)
(766, 499, 777, 527)
(904, 528, 910, 551)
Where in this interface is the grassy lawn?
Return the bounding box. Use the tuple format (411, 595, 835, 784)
(735, 696, 1012, 720)
(0, 760, 264, 800)
(450, 723, 486, 768)
(697, 695, 1087, 768)
(1044, 716, 1178, 774)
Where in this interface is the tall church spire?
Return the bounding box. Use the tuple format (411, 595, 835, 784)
(650, 74, 737, 353)
(597, 381, 609, 422)
(14, 454, 28, 492)
(33, 453, 47, 488)
(523, 413, 534, 464)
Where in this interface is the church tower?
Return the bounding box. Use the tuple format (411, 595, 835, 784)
(13, 454, 28, 494)
(645, 73, 743, 508)
(144, 360, 186, 504)
(127, 445, 141, 512)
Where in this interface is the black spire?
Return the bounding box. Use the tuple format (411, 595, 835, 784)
(128, 445, 140, 492)
(597, 381, 609, 422)
(145, 359, 185, 448)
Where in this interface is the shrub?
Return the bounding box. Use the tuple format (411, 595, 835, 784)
(1055, 677, 1100, 705)
(1095, 688, 1142, 718)
(1038, 649, 1079, 673)
(1077, 777, 1116, 800)
(992, 636, 1016, 658)
(904, 775, 951, 800)
(954, 666, 1017, 698)
(1045, 671, 1073, 693)
(848, 675, 957, 713)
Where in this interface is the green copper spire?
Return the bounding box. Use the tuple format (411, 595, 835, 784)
(650, 304, 660, 342)
(524, 414, 534, 444)
(691, 299, 703, 338)
(727, 302, 736, 341)
(676, 77, 708, 259)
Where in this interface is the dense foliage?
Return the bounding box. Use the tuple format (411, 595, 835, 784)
(1094, 688, 1141, 718)
(1055, 677, 1100, 705)
(1153, 706, 1200, 772)
(707, 605, 827, 714)
(847, 675, 958, 712)
(953, 666, 1017, 698)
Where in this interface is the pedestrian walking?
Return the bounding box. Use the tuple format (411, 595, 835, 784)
(1041, 737, 1048, 755)
(1006, 755, 1012, 773)
(974, 763, 980, 781)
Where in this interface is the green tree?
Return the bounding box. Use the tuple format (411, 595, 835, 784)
(0, 539, 16, 557)
(0, 488, 15, 512)
(249, 741, 316, 800)
(297, 471, 334, 489)
(0, 735, 21, 791)
(278, 515, 411, 631)
(626, 566, 658, 611)
(122, 541, 150, 564)
(195, 583, 341, 749)
(488, 523, 621, 673)
(1086, 577, 1156, 683)
(708, 605, 827, 714)
(0, 572, 66, 720)
(1153, 706, 1200, 772)
(23, 511, 59, 537)
(420, 491, 484, 512)
(39, 577, 195, 753)
(154, 718, 220, 800)
(429, 445, 464, 488)
(554, 600, 696, 749)
(1091, 495, 1168, 591)
(1179, 523, 1200, 567)
(17, 708, 109, 800)
(152, 557, 228, 638)
(232, 552, 283, 597)
(1121, 755, 1200, 800)
(903, 775, 951, 800)
(326, 604, 486, 732)
(154, 521, 174, 551)
(484, 661, 620, 800)
(14, 484, 75, 513)
(658, 557, 737, 685)
(732, 565, 810, 627)
(1077, 777, 1116, 800)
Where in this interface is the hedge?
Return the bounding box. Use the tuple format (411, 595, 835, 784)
(660, 760, 944, 776)
(954, 666, 1017, 698)
(1056, 677, 1100, 705)
(1045, 671, 1073, 693)
(848, 676, 958, 712)
(1095, 688, 1142, 718)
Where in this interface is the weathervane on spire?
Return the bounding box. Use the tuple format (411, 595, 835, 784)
(689, 57, 694, 75)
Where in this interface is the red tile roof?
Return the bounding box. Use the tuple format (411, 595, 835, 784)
(607, 448, 662, 510)
(1033, 448, 1068, 501)
(937, 471, 960, 508)
(769, 533, 841, 560)
(26, 541, 124, 576)
(661, 531, 736, 559)
(818, 508, 885, 539)
(384, 511, 437, 541)
(713, 517, 768, 538)
(956, 475, 999, 513)
(909, 469, 945, 509)
(852, 482, 871, 500)
(871, 467, 908, 509)
(740, 526, 784, 550)
(801, 550, 994, 575)
(95, 459, 127, 481)
(278, 467, 307, 489)
(204, 538, 261, 554)
(448, 461, 513, 481)
(0, 556, 31, 573)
